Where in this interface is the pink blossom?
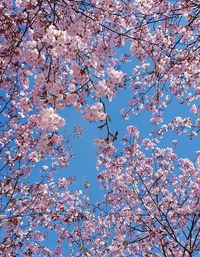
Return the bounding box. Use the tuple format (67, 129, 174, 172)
(84, 103, 107, 121)
(127, 125, 139, 138)
(39, 108, 65, 131)
(190, 104, 198, 114)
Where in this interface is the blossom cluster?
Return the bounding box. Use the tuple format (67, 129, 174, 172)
(84, 103, 107, 121)
(38, 108, 65, 131)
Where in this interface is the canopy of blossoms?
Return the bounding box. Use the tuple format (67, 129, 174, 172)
(0, 0, 199, 256)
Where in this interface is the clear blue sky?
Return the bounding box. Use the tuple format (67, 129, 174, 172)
(61, 43, 198, 200)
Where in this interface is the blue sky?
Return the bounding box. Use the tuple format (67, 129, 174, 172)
(62, 86, 198, 201)
(60, 42, 199, 201)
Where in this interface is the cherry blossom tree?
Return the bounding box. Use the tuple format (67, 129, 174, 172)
(0, 0, 199, 256)
(93, 129, 200, 257)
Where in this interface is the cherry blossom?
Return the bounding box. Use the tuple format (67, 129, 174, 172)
(0, 0, 199, 256)
(38, 107, 65, 131)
